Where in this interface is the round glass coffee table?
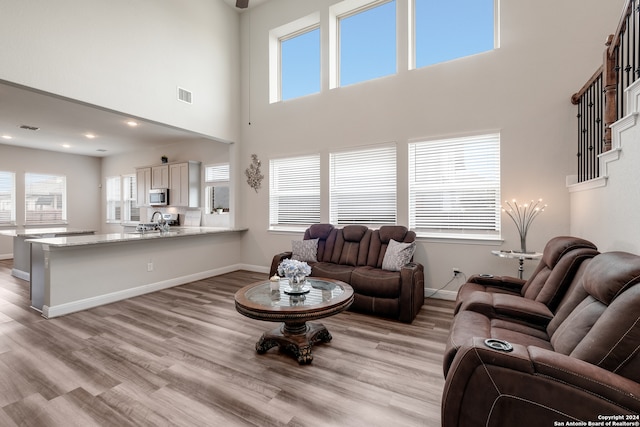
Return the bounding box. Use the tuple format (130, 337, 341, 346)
(234, 277, 354, 364)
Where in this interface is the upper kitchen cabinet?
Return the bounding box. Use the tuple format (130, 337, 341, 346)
(151, 165, 169, 189)
(169, 161, 201, 207)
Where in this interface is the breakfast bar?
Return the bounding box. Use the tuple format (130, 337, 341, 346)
(27, 227, 246, 318)
(0, 228, 95, 280)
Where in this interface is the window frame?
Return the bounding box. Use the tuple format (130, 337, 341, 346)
(269, 154, 321, 231)
(408, 133, 501, 240)
(106, 174, 139, 225)
(24, 172, 67, 226)
(269, 12, 321, 104)
(204, 163, 230, 215)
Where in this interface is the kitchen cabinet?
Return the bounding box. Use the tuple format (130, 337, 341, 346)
(151, 165, 169, 189)
(136, 167, 151, 206)
(169, 161, 201, 207)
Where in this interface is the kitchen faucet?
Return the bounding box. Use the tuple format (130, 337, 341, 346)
(150, 211, 169, 232)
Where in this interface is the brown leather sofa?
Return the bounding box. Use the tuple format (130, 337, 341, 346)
(269, 223, 424, 323)
(442, 251, 640, 424)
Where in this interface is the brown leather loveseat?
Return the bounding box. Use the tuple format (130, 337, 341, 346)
(442, 249, 640, 424)
(269, 223, 424, 323)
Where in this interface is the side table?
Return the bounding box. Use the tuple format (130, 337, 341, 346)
(491, 250, 543, 279)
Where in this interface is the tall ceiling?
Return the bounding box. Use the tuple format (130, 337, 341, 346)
(0, 0, 272, 158)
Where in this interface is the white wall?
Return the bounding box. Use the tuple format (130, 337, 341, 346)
(0, 145, 102, 257)
(0, 0, 241, 142)
(236, 0, 624, 294)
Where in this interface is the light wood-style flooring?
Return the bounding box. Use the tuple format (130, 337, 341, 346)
(0, 259, 453, 426)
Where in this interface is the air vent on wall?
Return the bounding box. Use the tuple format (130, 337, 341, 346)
(19, 124, 40, 131)
(177, 87, 193, 104)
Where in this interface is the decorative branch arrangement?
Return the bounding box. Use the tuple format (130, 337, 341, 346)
(502, 198, 547, 253)
(245, 154, 264, 193)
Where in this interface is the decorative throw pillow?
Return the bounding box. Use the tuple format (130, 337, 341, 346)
(382, 239, 416, 271)
(292, 239, 319, 263)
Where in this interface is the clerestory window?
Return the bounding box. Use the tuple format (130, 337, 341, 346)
(413, 0, 497, 69)
(337, 0, 396, 87)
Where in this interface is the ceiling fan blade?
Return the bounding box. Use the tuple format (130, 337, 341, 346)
(236, 0, 249, 8)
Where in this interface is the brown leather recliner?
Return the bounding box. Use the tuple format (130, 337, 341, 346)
(270, 223, 424, 323)
(442, 251, 640, 424)
(454, 236, 598, 319)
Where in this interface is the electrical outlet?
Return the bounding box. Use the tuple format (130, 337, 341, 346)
(147, 262, 154, 272)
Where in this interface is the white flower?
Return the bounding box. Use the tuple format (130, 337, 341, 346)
(277, 259, 311, 282)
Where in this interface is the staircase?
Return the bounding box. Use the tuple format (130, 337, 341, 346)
(568, 78, 640, 253)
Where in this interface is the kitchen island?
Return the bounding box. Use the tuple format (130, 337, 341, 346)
(28, 227, 247, 318)
(0, 228, 95, 280)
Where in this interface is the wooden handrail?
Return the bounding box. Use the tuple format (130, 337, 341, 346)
(608, 0, 634, 56)
(571, 64, 604, 105)
(572, 0, 638, 180)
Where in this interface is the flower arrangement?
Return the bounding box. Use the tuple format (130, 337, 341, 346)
(502, 198, 547, 253)
(277, 259, 311, 285)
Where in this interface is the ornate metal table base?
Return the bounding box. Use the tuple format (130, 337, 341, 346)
(256, 322, 332, 364)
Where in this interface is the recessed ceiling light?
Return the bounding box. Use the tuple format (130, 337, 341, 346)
(2, 135, 12, 140)
(62, 143, 71, 148)
(85, 133, 96, 139)
(126, 120, 138, 127)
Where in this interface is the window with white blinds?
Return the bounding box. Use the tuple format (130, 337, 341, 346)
(106, 176, 121, 223)
(409, 133, 500, 239)
(122, 174, 139, 223)
(25, 173, 67, 225)
(205, 164, 230, 214)
(270, 155, 320, 229)
(205, 163, 230, 182)
(330, 144, 397, 226)
(0, 171, 16, 226)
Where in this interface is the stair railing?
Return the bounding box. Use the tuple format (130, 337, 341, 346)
(571, 0, 639, 182)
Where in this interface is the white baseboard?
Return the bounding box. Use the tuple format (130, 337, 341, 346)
(237, 263, 270, 274)
(424, 288, 457, 301)
(11, 269, 29, 281)
(39, 263, 456, 318)
(42, 264, 244, 319)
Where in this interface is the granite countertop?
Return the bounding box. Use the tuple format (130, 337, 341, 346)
(25, 227, 247, 248)
(0, 228, 95, 237)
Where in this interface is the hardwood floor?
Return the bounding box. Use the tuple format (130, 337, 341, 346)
(0, 259, 453, 426)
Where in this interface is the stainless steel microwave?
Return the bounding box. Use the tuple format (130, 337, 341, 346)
(149, 188, 169, 206)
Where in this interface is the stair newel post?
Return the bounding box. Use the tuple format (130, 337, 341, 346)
(604, 34, 618, 152)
